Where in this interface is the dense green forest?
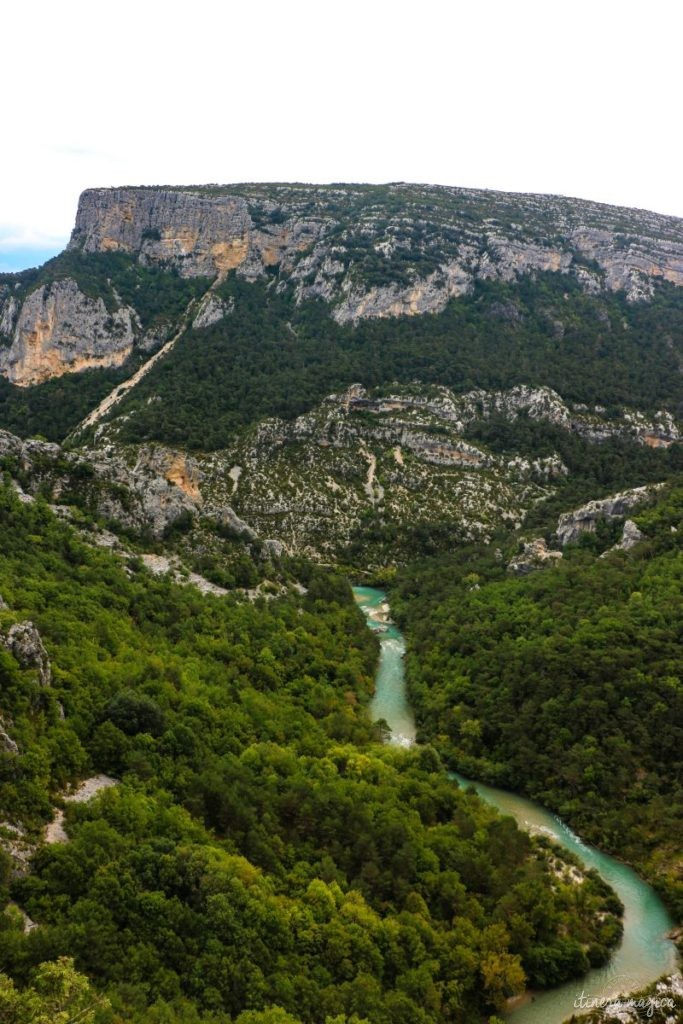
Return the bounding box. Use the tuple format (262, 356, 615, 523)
(2, 266, 683, 447)
(100, 274, 683, 450)
(0, 485, 623, 1023)
(393, 484, 683, 920)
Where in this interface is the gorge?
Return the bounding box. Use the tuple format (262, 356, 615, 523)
(354, 585, 679, 1023)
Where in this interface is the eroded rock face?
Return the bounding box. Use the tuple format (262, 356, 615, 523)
(67, 184, 683, 313)
(0, 822, 35, 878)
(507, 537, 563, 575)
(332, 261, 472, 324)
(2, 182, 683, 387)
(192, 294, 235, 329)
(0, 294, 19, 336)
(90, 446, 204, 536)
(618, 518, 645, 550)
(556, 486, 659, 545)
(0, 719, 19, 755)
(0, 279, 137, 386)
(2, 621, 52, 686)
(68, 187, 325, 280)
(0, 428, 202, 538)
(601, 518, 646, 559)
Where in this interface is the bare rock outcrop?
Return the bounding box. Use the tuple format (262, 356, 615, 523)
(68, 187, 325, 280)
(67, 184, 683, 317)
(2, 182, 683, 387)
(600, 519, 646, 558)
(0, 294, 19, 336)
(332, 261, 472, 324)
(0, 718, 19, 755)
(2, 621, 51, 686)
(0, 427, 203, 538)
(192, 294, 235, 329)
(616, 518, 645, 550)
(507, 537, 563, 575)
(0, 279, 138, 386)
(556, 486, 659, 546)
(90, 445, 203, 536)
(0, 822, 35, 877)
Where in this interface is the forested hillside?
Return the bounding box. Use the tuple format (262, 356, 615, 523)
(1, 180, 682, 1023)
(393, 484, 683, 919)
(0, 486, 623, 1023)
(2, 270, 683, 448)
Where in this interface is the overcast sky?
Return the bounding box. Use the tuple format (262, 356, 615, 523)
(2, 0, 682, 271)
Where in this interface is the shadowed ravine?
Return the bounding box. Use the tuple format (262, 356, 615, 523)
(353, 585, 678, 1023)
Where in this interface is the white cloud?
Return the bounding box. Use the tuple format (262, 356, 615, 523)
(0, 225, 68, 251)
(2, 0, 683, 270)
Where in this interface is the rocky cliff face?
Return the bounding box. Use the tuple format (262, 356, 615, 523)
(67, 183, 683, 322)
(2, 621, 52, 687)
(68, 187, 325, 280)
(3, 182, 683, 389)
(0, 279, 138, 386)
(0, 428, 202, 537)
(555, 485, 662, 545)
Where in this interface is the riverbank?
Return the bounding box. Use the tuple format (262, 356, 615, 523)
(353, 585, 679, 1024)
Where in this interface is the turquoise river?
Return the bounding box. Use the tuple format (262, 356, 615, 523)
(353, 585, 678, 1023)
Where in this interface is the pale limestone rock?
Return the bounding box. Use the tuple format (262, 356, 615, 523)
(601, 519, 646, 558)
(64, 774, 117, 803)
(571, 226, 683, 299)
(192, 293, 235, 329)
(2, 621, 51, 686)
(262, 538, 285, 558)
(332, 260, 472, 324)
(0, 279, 137, 386)
(6, 182, 683, 388)
(0, 822, 35, 877)
(556, 486, 659, 546)
(0, 427, 202, 539)
(618, 519, 645, 550)
(507, 538, 563, 575)
(44, 809, 68, 844)
(0, 294, 19, 336)
(68, 187, 325, 280)
(0, 718, 19, 754)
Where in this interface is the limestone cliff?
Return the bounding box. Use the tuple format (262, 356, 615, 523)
(4, 181, 683, 388)
(0, 279, 138, 386)
(67, 183, 683, 322)
(0, 428, 202, 537)
(555, 485, 662, 545)
(68, 187, 324, 279)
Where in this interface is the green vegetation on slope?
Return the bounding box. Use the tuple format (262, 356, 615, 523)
(0, 486, 621, 1024)
(1, 252, 209, 330)
(2, 270, 682, 447)
(0, 363, 139, 443)
(101, 274, 683, 451)
(466, 416, 683, 531)
(0, 253, 210, 443)
(393, 484, 683, 920)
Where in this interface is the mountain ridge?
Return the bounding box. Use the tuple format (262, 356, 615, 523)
(3, 181, 683, 390)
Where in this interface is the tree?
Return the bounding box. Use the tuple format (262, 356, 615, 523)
(0, 957, 108, 1024)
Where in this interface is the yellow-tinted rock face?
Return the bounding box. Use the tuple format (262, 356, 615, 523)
(7, 181, 683, 389)
(0, 279, 136, 387)
(165, 454, 202, 501)
(68, 188, 326, 280)
(210, 237, 249, 273)
(159, 226, 200, 257)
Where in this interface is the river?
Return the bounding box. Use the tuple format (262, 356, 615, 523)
(353, 585, 678, 1023)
